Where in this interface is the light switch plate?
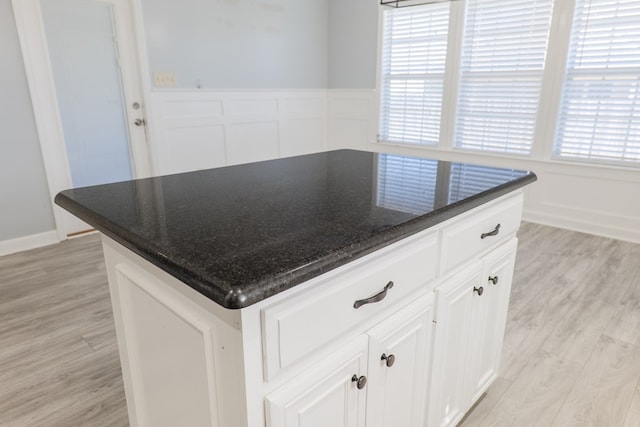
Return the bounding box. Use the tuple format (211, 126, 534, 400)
(153, 72, 177, 87)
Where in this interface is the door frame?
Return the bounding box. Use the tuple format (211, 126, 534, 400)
(12, 0, 154, 240)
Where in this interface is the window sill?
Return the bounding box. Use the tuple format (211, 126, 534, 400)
(374, 140, 640, 182)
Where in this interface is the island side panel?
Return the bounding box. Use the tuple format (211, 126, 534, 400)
(101, 236, 249, 427)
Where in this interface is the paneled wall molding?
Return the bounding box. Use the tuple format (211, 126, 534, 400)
(327, 89, 378, 151)
(0, 230, 59, 257)
(148, 90, 329, 175)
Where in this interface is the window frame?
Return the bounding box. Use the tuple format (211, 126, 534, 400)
(375, 0, 640, 170)
(551, 0, 640, 166)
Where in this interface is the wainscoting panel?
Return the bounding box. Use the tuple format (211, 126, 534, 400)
(148, 90, 328, 175)
(327, 90, 377, 150)
(523, 168, 640, 244)
(162, 125, 227, 174)
(279, 118, 325, 158)
(226, 121, 280, 165)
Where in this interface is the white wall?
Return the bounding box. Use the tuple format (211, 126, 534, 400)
(0, 0, 56, 248)
(141, 0, 329, 89)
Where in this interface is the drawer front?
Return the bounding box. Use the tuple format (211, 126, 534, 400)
(440, 193, 523, 274)
(261, 231, 439, 381)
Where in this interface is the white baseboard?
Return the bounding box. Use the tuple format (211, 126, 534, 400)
(0, 230, 60, 257)
(523, 208, 640, 245)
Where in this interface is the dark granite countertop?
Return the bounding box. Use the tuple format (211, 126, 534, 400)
(55, 150, 536, 309)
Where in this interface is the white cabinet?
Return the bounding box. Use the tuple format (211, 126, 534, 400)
(469, 240, 517, 403)
(366, 295, 434, 427)
(429, 261, 481, 427)
(265, 337, 369, 427)
(429, 239, 518, 427)
(101, 191, 525, 427)
(266, 294, 435, 427)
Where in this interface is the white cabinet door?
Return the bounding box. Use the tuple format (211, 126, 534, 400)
(429, 261, 483, 427)
(468, 239, 517, 403)
(265, 336, 369, 427)
(366, 294, 434, 427)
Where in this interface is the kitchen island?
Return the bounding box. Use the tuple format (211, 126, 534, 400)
(56, 150, 536, 427)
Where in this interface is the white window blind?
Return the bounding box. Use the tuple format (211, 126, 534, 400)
(454, 0, 553, 155)
(553, 0, 640, 164)
(377, 155, 438, 214)
(379, 3, 450, 146)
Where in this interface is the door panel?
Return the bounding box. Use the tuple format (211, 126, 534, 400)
(265, 337, 368, 427)
(366, 294, 434, 427)
(430, 262, 482, 427)
(469, 239, 517, 402)
(41, 0, 133, 188)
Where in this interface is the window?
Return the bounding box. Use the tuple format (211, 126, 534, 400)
(454, 0, 554, 155)
(379, 3, 450, 146)
(378, 0, 640, 168)
(554, 0, 640, 164)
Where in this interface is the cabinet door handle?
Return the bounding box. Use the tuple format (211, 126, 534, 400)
(488, 275, 499, 285)
(353, 281, 394, 309)
(381, 353, 396, 367)
(473, 286, 484, 296)
(351, 374, 367, 390)
(481, 224, 501, 239)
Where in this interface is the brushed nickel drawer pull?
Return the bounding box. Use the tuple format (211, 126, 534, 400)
(353, 281, 394, 309)
(481, 223, 501, 239)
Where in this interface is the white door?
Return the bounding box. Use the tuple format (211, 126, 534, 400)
(13, 0, 151, 237)
(366, 294, 434, 427)
(41, 0, 134, 188)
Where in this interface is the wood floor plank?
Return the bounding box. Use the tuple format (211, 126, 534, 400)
(541, 240, 632, 364)
(475, 350, 583, 427)
(0, 346, 127, 427)
(0, 234, 128, 427)
(500, 231, 618, 379)
(622, 380, 640, 427)
(458, 377, 512, 427)
(551, 335, 640, 427)
(604, 242, 640, 347)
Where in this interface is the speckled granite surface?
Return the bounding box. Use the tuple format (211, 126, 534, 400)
(55, 150, 536, 309)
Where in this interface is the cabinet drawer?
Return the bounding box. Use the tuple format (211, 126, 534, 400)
(440, 193, 523, 274)
(261, 231, 439, 381)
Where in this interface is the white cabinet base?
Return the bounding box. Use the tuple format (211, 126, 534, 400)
(101, 191, 525, 427)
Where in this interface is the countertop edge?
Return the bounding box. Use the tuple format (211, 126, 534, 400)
(55, 171, 536, 309)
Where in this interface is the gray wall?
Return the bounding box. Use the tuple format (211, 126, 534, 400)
(142, 0, 330, 89)
(328, 0, 378, 89)
(0, 0, 56, 241)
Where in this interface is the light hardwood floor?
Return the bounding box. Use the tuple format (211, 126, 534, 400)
(1, 223, 639, 426)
